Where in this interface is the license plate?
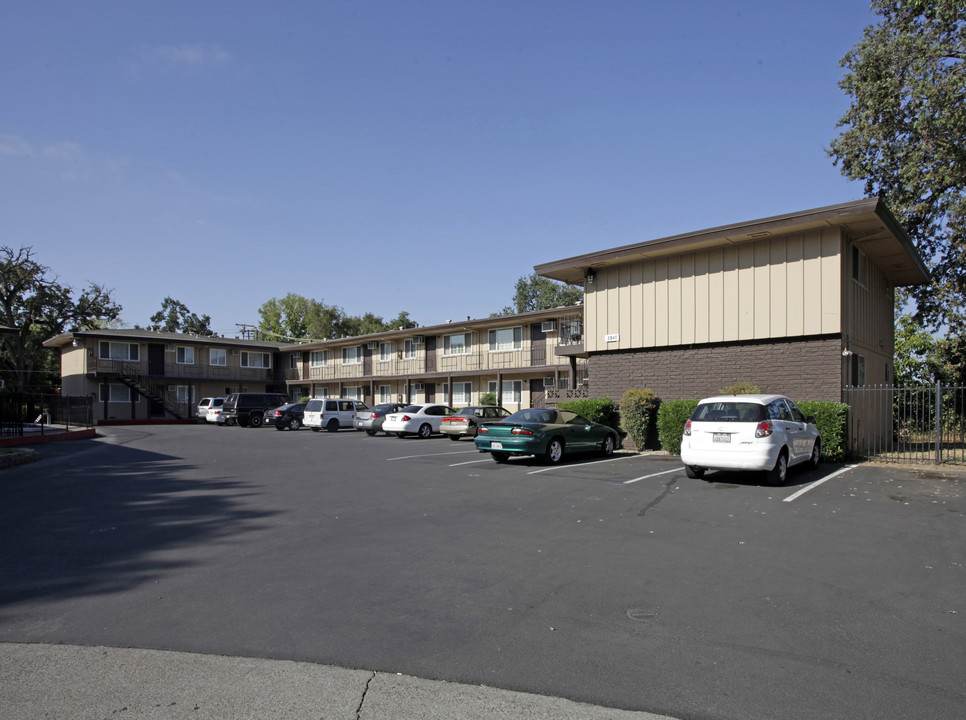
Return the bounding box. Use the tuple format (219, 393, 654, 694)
(713, 433, 731, 443)
(491, 441, 503, 450)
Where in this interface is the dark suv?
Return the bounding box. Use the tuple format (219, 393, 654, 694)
(221, 392, 290, 428)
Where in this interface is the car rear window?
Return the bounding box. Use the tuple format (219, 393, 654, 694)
(691, 402, 766, 423)
(305, 400, 323, 411)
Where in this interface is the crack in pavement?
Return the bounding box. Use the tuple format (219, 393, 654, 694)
(637, 476, 678, 517)
(356, 671, 376, 719)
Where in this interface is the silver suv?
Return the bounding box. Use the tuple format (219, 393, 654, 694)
(304, 398, 369, 432)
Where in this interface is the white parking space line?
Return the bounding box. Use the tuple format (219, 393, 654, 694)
(623, 467, 683, 484)
(387, 450, 479, 461)
(526, 453, 652, 475)
(449, 459, 494, 467)
(783, 465, 857, 502)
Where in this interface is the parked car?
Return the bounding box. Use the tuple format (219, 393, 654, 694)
(382, 404, 458, 439)
(475, 408, 619, 464)
(197, 397, 225, 423)
(353, 403, 409, 436)
(197, 397, 224, 421)
(220, 392, 290, 428)
(265, 402, 307, 430)
(304, 398, 369, 432)
(440, 405, 511, 440)
(680, 394, 821, 485)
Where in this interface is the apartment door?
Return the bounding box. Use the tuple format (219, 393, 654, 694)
(148, 344, 165, 376)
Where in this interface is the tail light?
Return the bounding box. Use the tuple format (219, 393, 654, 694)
(755, 421, 774, 438)
(441, 417, 457, 422)
(401, 415, 412, 421)
(511, 427, 533, 435)
(684, 420, 692, 436)
(371, 412, 380, 418)
(478, 426, 488, 434)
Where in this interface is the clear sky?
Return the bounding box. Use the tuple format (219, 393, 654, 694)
(1, 0, 876, 337)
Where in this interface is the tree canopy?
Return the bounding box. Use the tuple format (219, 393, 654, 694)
(495, 274, 583, 316)
(0, 246, 121, 392)
(148, 297, 215, 336)
(257, 293, 417, 341)
(829, 0, 966, 333)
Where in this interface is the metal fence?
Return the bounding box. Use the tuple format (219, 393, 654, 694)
(844, 382, 966, 465)
(0, 393, 94, 438)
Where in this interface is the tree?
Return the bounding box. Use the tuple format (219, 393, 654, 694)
(828, 0, 966, 333)
(257, 294, 417, 341)
(148, 297, 215, 336)
(0, 246, 121, 393)
(495, 274, 584, 316)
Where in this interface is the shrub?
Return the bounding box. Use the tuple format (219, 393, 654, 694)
(619, 388, 658, 451)
(796, 401, 849, 462)
(558, 398, 618, 428)
(719, 381, 760, 394)
(479, 391, 497, 406)
(656, 399, 700, 455)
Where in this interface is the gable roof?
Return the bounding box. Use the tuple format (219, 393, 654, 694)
(534, 198, 930, 287)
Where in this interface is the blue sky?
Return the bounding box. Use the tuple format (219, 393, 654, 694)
(1, 1, 875, 337)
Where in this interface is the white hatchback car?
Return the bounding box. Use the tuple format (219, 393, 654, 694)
(383, 404, 458, 439)
(680, 394, 821, 485)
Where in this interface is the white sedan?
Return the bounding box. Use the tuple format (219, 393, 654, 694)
(382, 404, 458, 439)
(680, 394, 821, 486)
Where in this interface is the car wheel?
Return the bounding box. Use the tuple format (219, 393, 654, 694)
(249, 413, 263, 428)
(289, 418, 301, 431)
(600, 434, 615, 457)
(274, 422, 286, 431)
(237, 417, 249, 428)
(492, 451, 510, 463)
(447, 434, 461, 441)
(417, 423, 432, 439)
(685, 465, 705, 479)
(366, 429, 377, 436)
(808, 439, 821, 469)
(544, 438, 565, 464)
(326, 419, 339, 433)
(766, 450, 788, 486)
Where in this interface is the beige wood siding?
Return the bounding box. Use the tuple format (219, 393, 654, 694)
(584, 228, 844, 352)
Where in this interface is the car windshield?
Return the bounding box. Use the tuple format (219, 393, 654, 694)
(691, 401, 766, 423)
(505, 409, 556, 424)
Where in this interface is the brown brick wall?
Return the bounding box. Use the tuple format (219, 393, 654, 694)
(588, 335, 843, 402)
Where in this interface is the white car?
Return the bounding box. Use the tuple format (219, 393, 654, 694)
(197, 397, 225, 423)
(304, 398, 368, 432)
(382, 404, 458, 439)
(680, 394, 821, 485)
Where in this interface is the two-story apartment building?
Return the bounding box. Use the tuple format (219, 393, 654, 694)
(43, 329, 287, 421)
(278, 306, 588, 411)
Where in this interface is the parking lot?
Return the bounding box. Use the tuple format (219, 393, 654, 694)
(2, 424, 964, 720)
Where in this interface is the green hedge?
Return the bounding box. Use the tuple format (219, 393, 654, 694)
(557, 398, 619, 428)
(796, 401, 849, 462)
(656, 399, 699, 455)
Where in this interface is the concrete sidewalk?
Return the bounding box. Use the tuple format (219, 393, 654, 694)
(0, 643, 679, 720)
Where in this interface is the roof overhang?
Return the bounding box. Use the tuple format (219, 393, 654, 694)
(535, 198, 931, 287)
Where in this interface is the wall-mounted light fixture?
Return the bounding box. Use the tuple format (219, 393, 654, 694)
(585, 268, 596, 284)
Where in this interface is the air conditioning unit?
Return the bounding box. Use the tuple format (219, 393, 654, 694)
(541, 321, 557, 332)
(543, 376, 556, 388)
(411, 335, 425, 344)
(165, 344, 175, 352)
(231, 349, 240, 356)
(292, 352, 302, 360)
(366, 341, 378, 349)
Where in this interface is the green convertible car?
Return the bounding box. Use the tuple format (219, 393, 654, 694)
(474, 408, 620, 464)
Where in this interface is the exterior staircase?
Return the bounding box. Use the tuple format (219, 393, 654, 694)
(113, 364, 187, 419)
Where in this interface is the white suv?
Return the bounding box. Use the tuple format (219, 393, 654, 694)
(680, 394, 821, 485)
(304, 398, 368, 432)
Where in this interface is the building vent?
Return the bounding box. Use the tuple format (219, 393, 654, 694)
(165, 344, 175, 352)
(543, 376, 556, 388)
(541, 321, 557, 332)
(231, 349, 240, 356)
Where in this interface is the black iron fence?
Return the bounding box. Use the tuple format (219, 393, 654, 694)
(844, 382, 966, 465)
(0, 393, 94, 438)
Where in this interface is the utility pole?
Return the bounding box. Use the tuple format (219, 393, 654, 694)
(235, 323, 258, 341)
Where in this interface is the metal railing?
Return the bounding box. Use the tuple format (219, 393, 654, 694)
(0, 393, 94, 438)
(844, 382, 966, 465)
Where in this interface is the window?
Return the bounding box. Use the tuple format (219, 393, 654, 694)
(344, 386, 364, 401)
(851, 353, 866, 387)
(402, 339, 417, 359)
(488, 327, 522, 352)
(241, 351, 271, 369)
(488, 379, 522, 403)
(379, 342, 393, 362)
(99, 383, 138, 402)
(852, 245, 868, 287)
(558, 375, 570, 390)
(453, 382, 471, 404)
(342, 346, 362, 365)
(443, 332, 471, 356)
(378, 385, 392, 404)
(176, 346, 194, 365)
(175, 386, 194, 403)
(313, 388, 329, 399)
(99, 342, 139, 361)
(289, 354, 300, 369)
(209, 348, 226, 366)
(310, 350, 328, 367)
